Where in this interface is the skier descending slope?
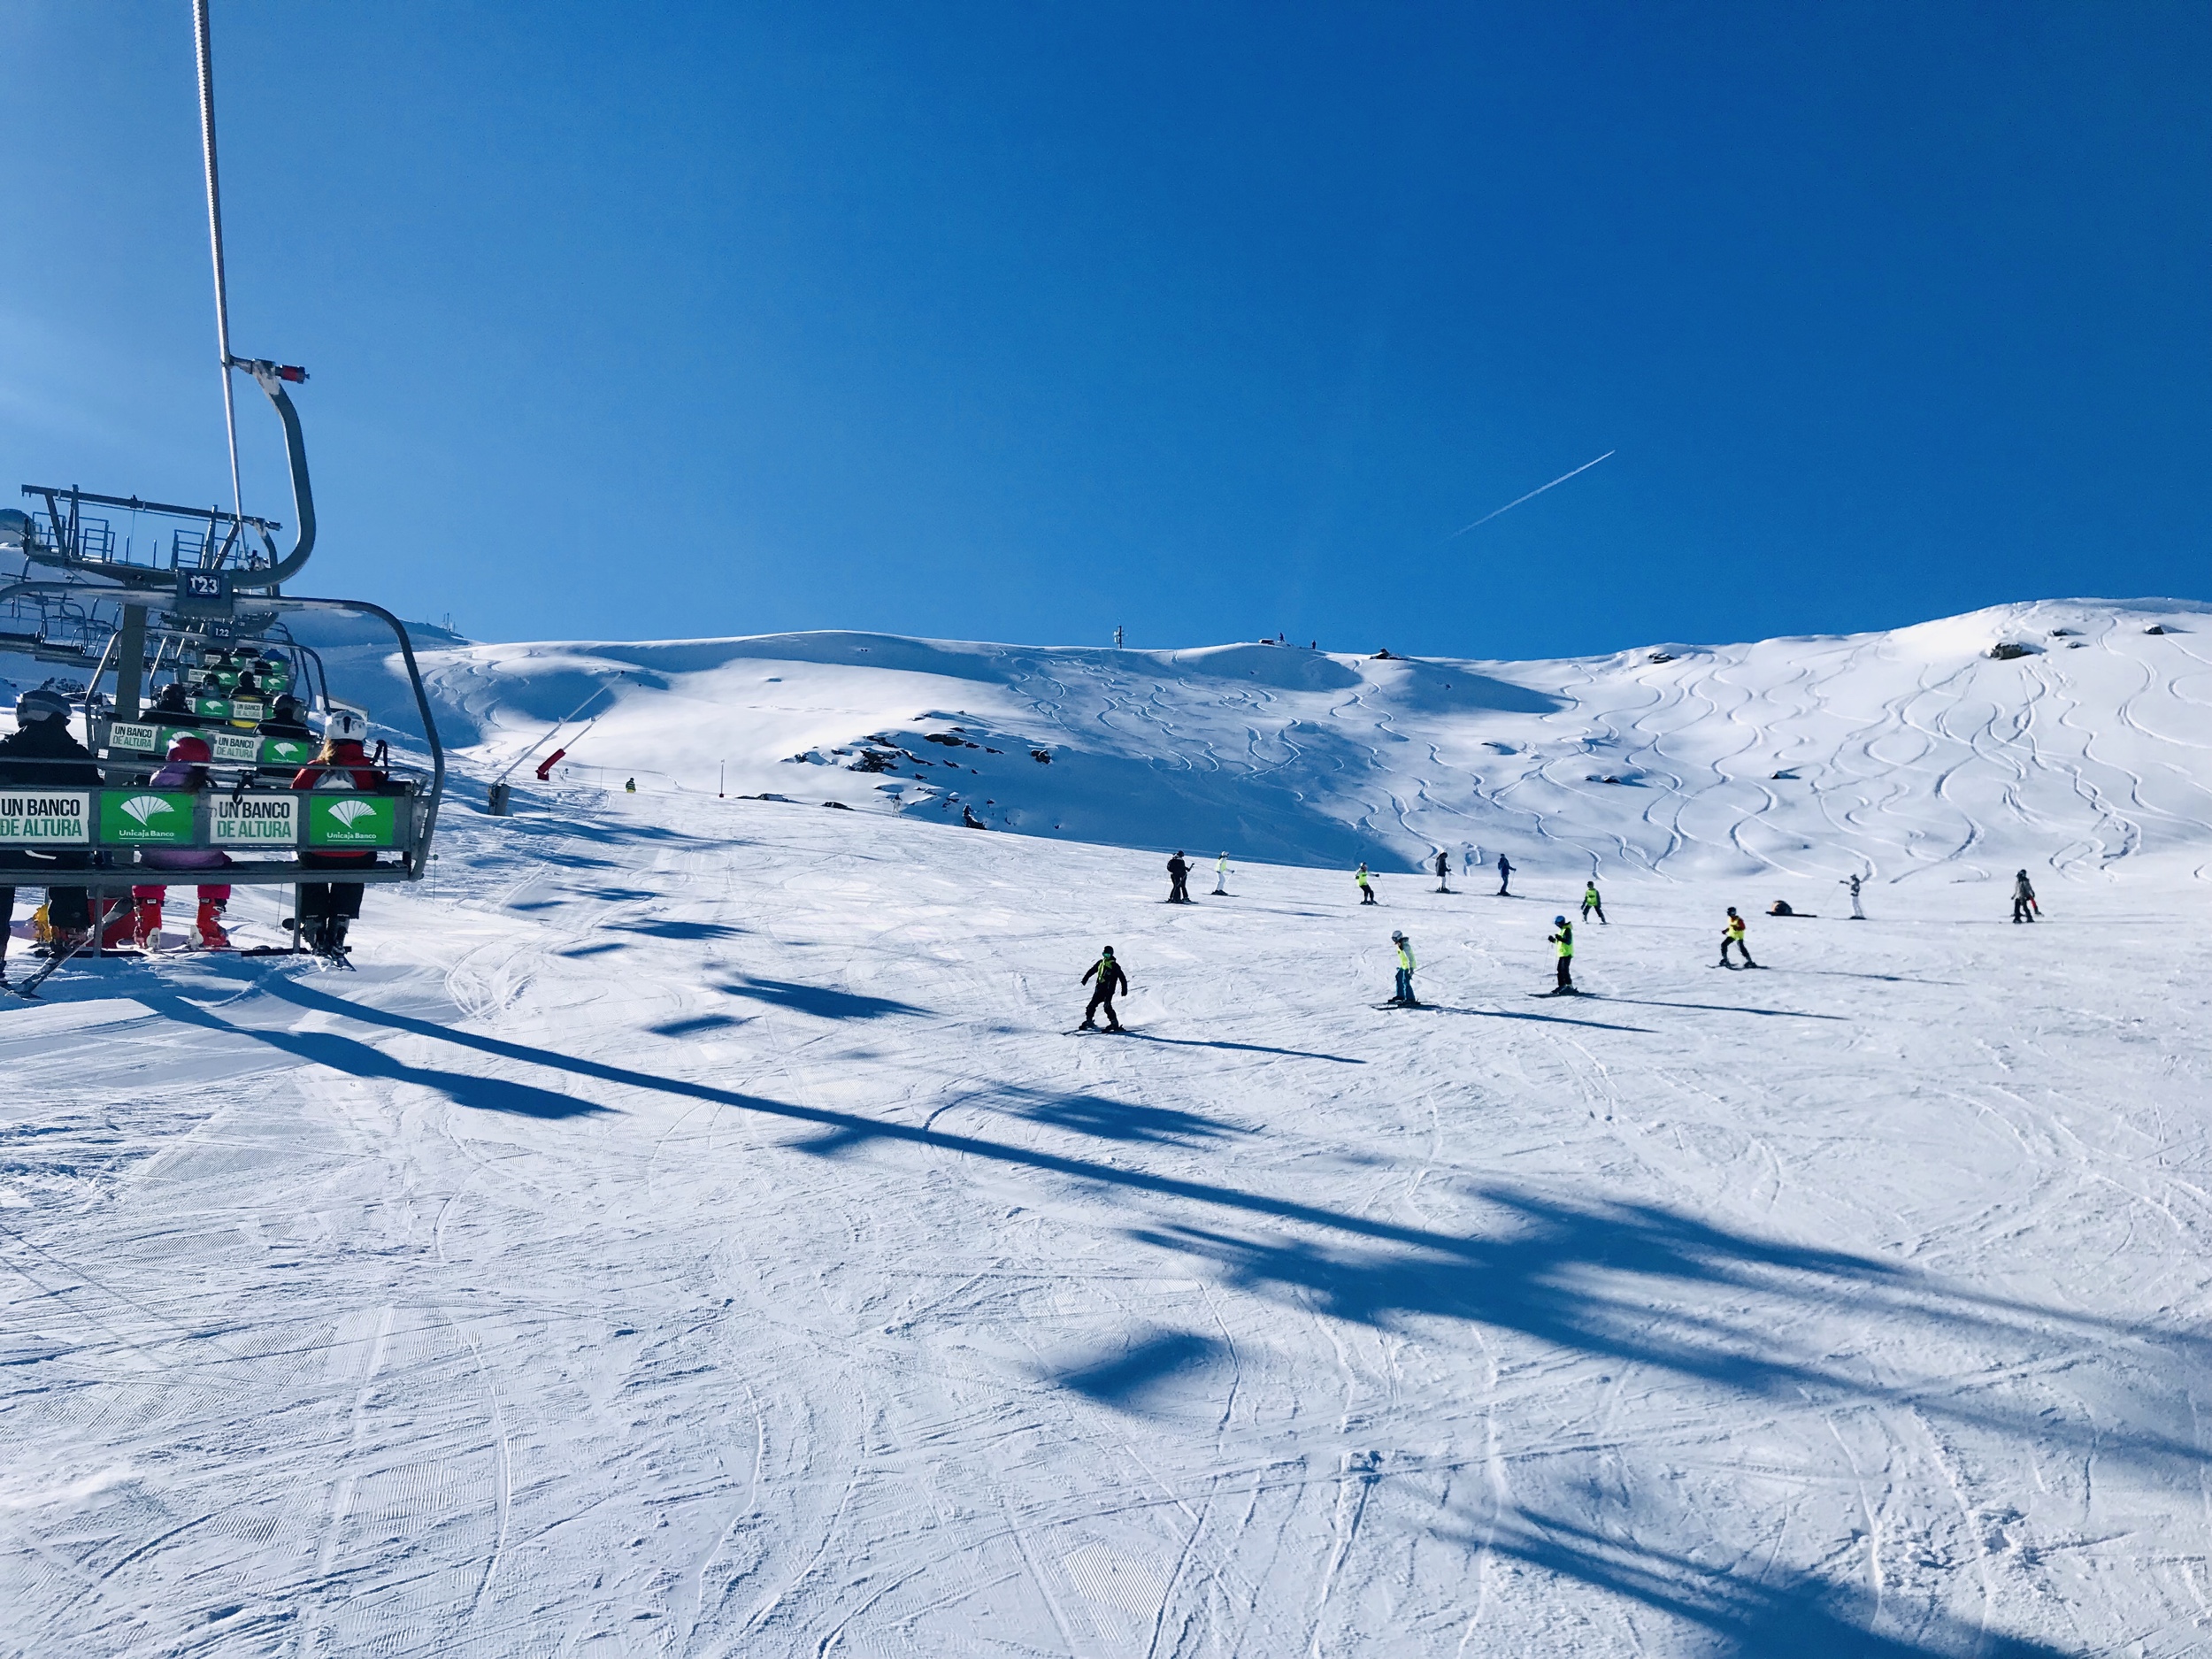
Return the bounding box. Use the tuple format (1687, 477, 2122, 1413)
(1165, 852, 1193, 904)
(1355, 862, 1378, 904)
(1079, 946, 1129, 1031)
(1496, 853, 1514, 896)
(1719, 906, 1759, 969)
(1213, 853, 1230, 895)
(2012, 870, 2039, 924)
(1433, 850, 1451, 893)
(1841, 872, 1867, 919)
(1581, 879, 1607, 924)
(1387, 931, 1419, 1005)
(1546, 915, 1576, 994)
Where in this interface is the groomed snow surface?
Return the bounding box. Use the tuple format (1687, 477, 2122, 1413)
(5, 599, 2212, 1656)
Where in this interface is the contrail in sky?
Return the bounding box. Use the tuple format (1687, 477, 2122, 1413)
(1444, 449, 1616, 541)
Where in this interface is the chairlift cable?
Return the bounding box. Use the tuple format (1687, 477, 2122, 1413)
(192, 0, 245, 532)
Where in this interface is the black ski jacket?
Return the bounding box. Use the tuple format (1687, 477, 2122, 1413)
(0, 720, 101, 789)
(1082, 958, 1130, 997)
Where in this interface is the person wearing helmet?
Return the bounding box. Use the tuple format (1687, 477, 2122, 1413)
(1548, 915, 1576, 992)
(1213, 852, 1230, 895)
(1079, 946, 1129, 1031)
(289, 710, 388, 956)
(1496, 853, 1514, 896)
(2011, 870, 2038, 923)
(1433, 850, 1450, 893)
(1719, 906, 1756, 968)
(107, 733, 236, 950)
(1580, 879, 1607, 925)
(0, 686, 103, 972)
(1165, 851, 1192, 903)
(1389, 931, 1418, 1005)
(150, 679, 210, 727)
(1355, 862, 1376, 903)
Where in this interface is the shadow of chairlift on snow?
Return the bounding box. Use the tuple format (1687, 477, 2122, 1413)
(718, 976, 926, 1020)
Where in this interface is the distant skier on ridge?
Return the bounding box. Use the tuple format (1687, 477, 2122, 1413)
(1079, 946, 1129, 1031)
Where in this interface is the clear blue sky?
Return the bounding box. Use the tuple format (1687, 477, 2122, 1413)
(4, 3, 2208, 658)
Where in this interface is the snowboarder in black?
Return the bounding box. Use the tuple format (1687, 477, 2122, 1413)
(1580, 880, 1606, 924)
(1496, 853, 1514, 896)
(0, 686, 101, 963)
(1166, 851, 1192, 903)
(1548, 915, 1575, 992)
(2011, 871, 2038, 924)
(1433, 851, 1450, 893)
(1080, 946, 1129, 1030)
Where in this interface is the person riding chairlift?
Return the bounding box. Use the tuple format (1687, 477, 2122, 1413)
(105, 732, 234, 949)
(289, 710, 389, 956)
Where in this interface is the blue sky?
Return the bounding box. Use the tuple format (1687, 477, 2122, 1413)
(4, 3, 2207, 658)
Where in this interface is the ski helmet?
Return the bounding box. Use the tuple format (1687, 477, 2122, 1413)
(320, 709, 366, 741)
(1555, 915, 1567, 926)
(14, 685, 69, 724)
(165, 733, 213, 763)
(1101, 945, 1115, 957)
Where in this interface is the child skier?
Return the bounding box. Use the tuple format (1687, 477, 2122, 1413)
(1389, 931, 1418, 1005)
(1719, 906, 1757, 968)
(1547, 915, 1576, 993)
(1580, 880, 1606, 924)
(1356, 863, 1377, 904)
(2011, 871, 2039, 924)
(1433, 851, 1451, 893)
(1079, 946, 1130, 1031)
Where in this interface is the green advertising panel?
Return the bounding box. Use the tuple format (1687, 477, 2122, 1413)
(259, 736, 316, 768)
(307, 795, 397, 849)
(107, 721, 162, 754)
(99, 790, 198, 846)
(207, 730, 261, 764)
(192, 696, 231, 719)
(212, 793, 300, 846)
(227, 698, 266, 724)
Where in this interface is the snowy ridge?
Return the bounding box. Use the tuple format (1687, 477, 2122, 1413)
(408, 597, 2212, 882)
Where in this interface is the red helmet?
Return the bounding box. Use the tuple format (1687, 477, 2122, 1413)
(166, 733, 212, 763)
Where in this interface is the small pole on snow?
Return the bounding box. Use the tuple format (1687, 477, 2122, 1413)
(718, 760, 725, 798)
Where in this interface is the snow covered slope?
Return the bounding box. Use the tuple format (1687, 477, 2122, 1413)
(400, 597, 2212, 883)
(4, 787, 2208, 1655)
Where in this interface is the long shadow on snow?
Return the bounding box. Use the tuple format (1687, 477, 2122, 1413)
(1052, 1330, 1225, 1410)
(1002, 1088, 1243, 1147)
(718, 977, 925, 1019)
(1119, 1033, 1363, 1064)
(226, 975, 2211, 1479)
(144, 991, 608, 1119)
(1451, 1508, 2073, 1659)
(1436, 1005, 1656, 1034)
(618, 920, 748, 941)
(1599, 997, 1847, 1020)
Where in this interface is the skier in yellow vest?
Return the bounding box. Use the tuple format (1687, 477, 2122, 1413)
(1355, 863, 1377, 904)
(1547, 915, 1576, 994)
(1719, 906, 1758, 968)
(1389, 931, 1418, 1005)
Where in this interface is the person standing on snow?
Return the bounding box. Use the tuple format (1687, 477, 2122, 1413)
(1389, 931, 1418, 1005)
(1213, 853, 1231, 895)
(1580, 879, 1607, 925)
(1496, 853, 1514, 896)
(1166, 851, 1193, 903)
(1355, 863, 1377, 904)
(1840, 872, 1866, 919)
(1548, 915, 1576, 993)
(2011, 870, 2039, 924)
(1079, 946, 1129, 1030)
(1719, 906, 1757, 968)
(1433, 850, 1451, 892)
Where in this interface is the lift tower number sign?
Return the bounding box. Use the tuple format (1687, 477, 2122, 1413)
(0, 791, 91, 844)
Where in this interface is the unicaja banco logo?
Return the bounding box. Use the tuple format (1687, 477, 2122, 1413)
(121, 795, 175, 826)
(328, 799, 376, 829)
